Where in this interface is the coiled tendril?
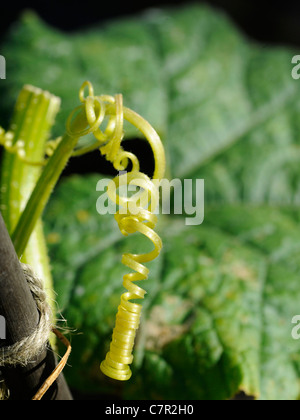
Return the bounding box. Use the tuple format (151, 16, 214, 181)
(68, 81, 165, 381)
(0, 126, 62, 167)
(3, 80, 166, 382)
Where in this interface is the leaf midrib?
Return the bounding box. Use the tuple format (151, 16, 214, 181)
(177, 83, 298, 180)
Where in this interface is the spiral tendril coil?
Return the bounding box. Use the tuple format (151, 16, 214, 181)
(66, 81, 165, 381)
(0, 126, 62, 167)
(1, 81, 166, 382)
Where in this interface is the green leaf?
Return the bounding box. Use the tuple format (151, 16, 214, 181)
(44, 176, 300, 400)
(2, 6, 299, 194)
(0, 10, 167, 139)
(2, 4, 300, 400)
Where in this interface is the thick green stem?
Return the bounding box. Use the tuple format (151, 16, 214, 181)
(0, 86, 61, 317)
(0, 85, 60, 232)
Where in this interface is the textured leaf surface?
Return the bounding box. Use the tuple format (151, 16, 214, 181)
(1, 5, 299, 198)
(2, 4, 300, 400)
(43, 176, 300, 400)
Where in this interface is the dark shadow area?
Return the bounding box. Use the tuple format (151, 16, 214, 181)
(62, 139, 155, 179)
(1, 0, 300, 47)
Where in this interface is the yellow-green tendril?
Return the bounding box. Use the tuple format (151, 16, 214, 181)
(8, 81, 165, 382)
(0, 128, 61, 167)
(69, 81, 166, 380)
